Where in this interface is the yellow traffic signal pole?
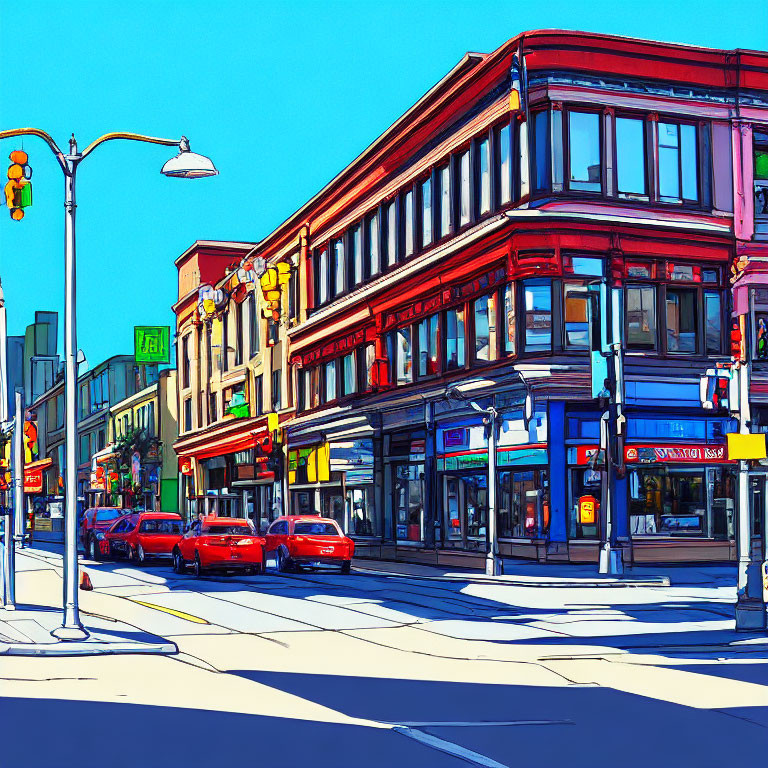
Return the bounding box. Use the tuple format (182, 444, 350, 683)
(0, 127, 216, 640)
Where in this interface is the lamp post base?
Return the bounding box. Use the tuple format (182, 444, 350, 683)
(486, 554, 502, 577)
(598, 543, 624, 575)
(51, 624, 90, 642)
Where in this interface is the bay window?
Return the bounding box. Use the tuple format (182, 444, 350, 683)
(615, 117, 647, 198)
(418, 314, 439, 377)
(445, 307, 466, 370)
(523, 280, 552, 352)
(496, 122, 513, 206)
(533, 110, 550, 192)
(568, 111, 601, 192)
(473, 294, 498, 361)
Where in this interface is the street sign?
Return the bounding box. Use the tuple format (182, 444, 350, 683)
(134, 326, 170, 364)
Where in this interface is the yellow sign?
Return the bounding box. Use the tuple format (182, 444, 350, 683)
(578, 495, 597, 525)
(726, 433, 767, 460)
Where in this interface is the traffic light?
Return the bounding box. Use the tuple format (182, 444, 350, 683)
(5, 150, 32, 220)
(259, 262, 292, 322)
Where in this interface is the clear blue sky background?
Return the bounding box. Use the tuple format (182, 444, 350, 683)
(1, 0, 766, 368)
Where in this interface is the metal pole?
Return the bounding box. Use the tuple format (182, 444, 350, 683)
(0, 279, 8, 606)
(4, 391, 24, 609)
(486, 406, 499, 576)
(51, 139, 88, 640)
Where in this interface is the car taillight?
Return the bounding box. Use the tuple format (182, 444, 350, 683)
(207, 538, 229, 547)
(236, 538, 254, 546)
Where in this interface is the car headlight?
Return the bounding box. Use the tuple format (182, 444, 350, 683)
(96, 532, 105, 540)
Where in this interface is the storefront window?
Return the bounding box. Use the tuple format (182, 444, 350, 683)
(628, 467, 734, 537)
(393, 463, 424, 541)
(499, 469, 550, 538)
(474, 294, 498, 361)
(348, 487, 378, 537)
(445, 307, 466, 370)
(568, 468, 602, 539)
(443, 473, 488, 549)
(418, 314, 439, 377)
(523, 280, 552, 352)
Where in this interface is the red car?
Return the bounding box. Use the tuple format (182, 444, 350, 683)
(80, 507, 129, 560)
(102, 512, 184, 564)
(172, 517, 266, 577)
(265, 516, 354, 573)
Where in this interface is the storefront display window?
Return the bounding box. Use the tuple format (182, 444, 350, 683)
(568, 468, 602, 539)
(499, 469, 549, 538)
(348, 487, 377, 536)
(393, 463, 424, 542)
(442, 473, 488, 549)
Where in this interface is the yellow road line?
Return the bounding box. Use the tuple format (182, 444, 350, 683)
(128, 598, 210, 624)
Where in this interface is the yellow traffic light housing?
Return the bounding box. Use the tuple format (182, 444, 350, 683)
(6, 150, 32, 221)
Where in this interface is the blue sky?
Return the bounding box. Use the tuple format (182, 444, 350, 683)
(1, 0, 766, 367)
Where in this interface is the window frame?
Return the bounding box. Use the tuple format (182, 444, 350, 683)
(564, 107, 604, 195)
(655, 117, 701, 206)
(613, 113, 650, 201)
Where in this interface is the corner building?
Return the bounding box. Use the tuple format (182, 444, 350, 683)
(245, 31, 768, 567)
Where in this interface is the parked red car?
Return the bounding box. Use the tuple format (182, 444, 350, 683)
(80, 507, 129, 560)
(265, 516, 354, 573)
(102, 512, 184, 563)
(172, 517, 266, 577)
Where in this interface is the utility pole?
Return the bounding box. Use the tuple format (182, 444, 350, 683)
(0, 279, 8, 607)
(4, 391, 23, 609)
(485, 402, 500, 577)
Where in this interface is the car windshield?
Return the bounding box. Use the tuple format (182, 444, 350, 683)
(139, 519, 182, 534)
(97, 509, 124, 522)
(202, 524, 252, 536)
(294, 522, 340, 536)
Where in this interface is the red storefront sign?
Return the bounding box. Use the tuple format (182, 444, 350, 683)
(179, 457, 194, 475)
(624, 444, 729, 464)
(24, 466, 43, 493)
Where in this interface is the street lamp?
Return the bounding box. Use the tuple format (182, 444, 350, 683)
(0, 127, 217, 640)
(446, 374, 533, 577)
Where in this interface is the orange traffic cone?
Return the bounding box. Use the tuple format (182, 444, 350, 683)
(79, 570, 93, 591)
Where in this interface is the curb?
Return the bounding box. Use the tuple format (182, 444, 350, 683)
(0, 639, 178, 657)
(351, 565, 670, 588)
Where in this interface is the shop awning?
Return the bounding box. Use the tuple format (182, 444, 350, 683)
(174, 416, 273, 460)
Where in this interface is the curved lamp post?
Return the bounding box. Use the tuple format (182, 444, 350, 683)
(0, 127, 216, 640)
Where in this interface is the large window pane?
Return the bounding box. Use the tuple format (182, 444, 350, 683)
(351, 225, 363, 286)
(563, 283, 590, 348)
(333, 239, 345, 296)
(705, 292, 721, 355)
(533, 111, 550, 192)
(404, 190, 414, 257)
(386, 199, 398, 267)
(367, 212, 380, 278)
(325, 360, 337, 402)
(389, 328, 412, 385)
(474, 294, 498, 361)
(616, 117, 646, 197)
(459, 150, 471, 226)
(658, 122, 681, 203)
(523, 281, 552, 351)
(343, 352, 356, 396)
(666, 288, 697, 353)
(421, 177, 433, 247)
(364, 343, 376, 390)
(504, 283, 516, 354)
(439, 164, 451, 237)
(445, 308, 466, 370)
(568, 112, 601, 192)
(317, 248, 328, 305)
(681, 124, 698, 201)
(418, 314, 439, 376)
(478, 138, 491, 214)
(498, 123, 512, 205)
(626, 285, 656, 349)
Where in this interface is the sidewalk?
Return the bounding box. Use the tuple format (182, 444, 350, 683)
(352, 557, 676, 587)
(0, 547, 177, 657)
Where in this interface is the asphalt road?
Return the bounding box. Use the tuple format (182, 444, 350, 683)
(2, 545, 767, 768)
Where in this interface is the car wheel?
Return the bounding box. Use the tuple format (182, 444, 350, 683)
(173, 549, 185, 574)
(340, 560, 351, 575)
(193, 552, 203, 579)
(136, 543, 146, 565)
(89, 536, 101, 562)
(277, 548, 292, 573)
(126, 545, 135, 563)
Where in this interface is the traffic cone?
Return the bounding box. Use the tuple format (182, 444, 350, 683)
(79, 570, 93, 591)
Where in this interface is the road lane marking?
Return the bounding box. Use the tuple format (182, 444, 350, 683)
(127, 599, 209, 624)
(393, 726, 509, 768)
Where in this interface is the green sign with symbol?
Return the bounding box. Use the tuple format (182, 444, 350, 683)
(134, 326, 170, 364)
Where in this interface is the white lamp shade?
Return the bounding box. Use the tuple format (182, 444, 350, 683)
(161, 150, 218, 178)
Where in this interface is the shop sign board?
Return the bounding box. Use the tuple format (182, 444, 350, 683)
(726, 433, 767, 460)
(497, 447, 548, 467)
(624, 444, 728, 464)
(134, 326, 171, 364)
(23, 465, 43, 493)
(179, 457, 193, 475)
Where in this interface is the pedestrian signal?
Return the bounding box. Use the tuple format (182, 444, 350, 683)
(5, 150, 32, 220)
